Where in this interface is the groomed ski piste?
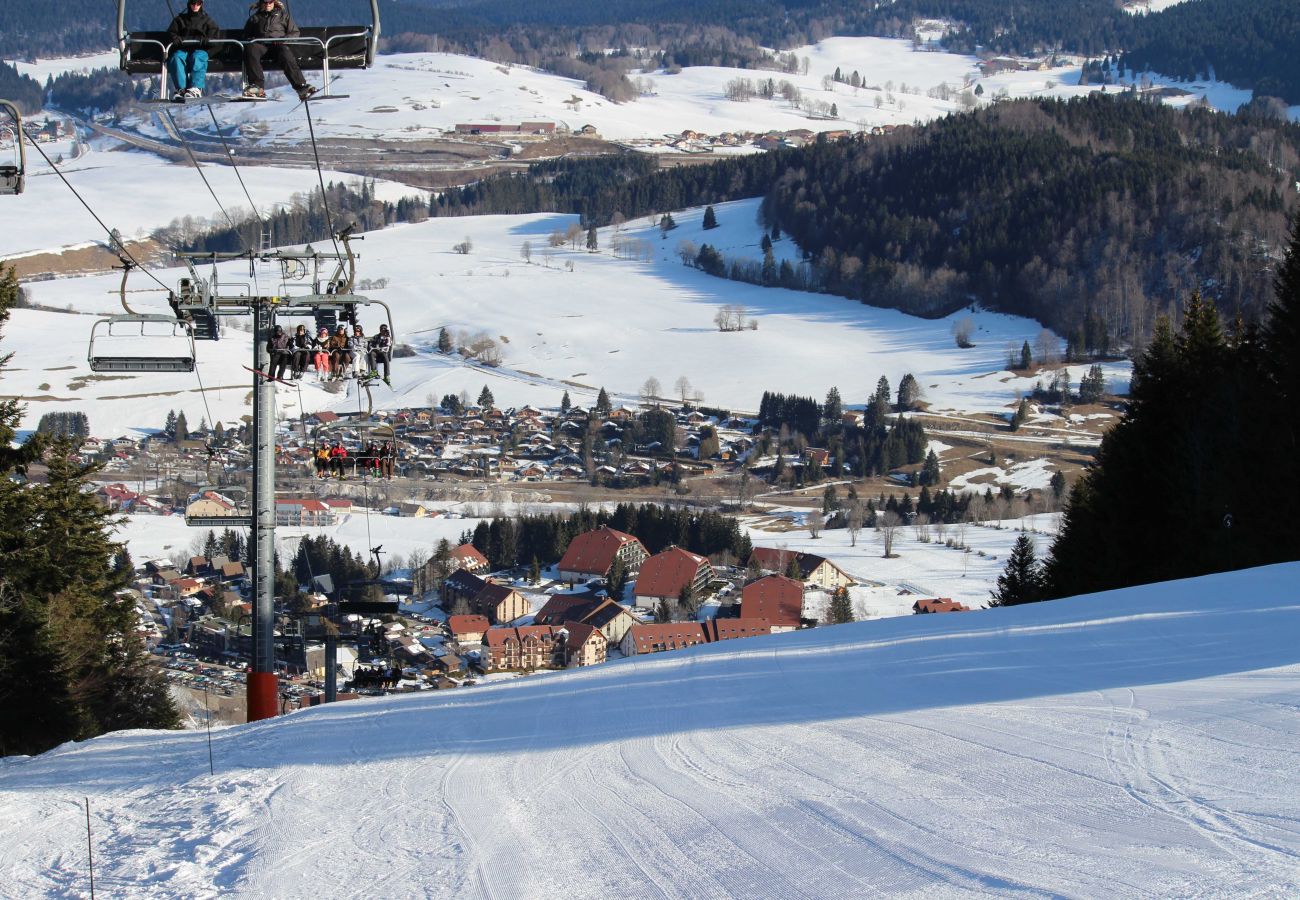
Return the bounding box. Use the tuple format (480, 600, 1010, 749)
(3, 562, 1298, 897)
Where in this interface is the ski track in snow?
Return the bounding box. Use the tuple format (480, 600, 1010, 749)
(4, 566, 1300, 897)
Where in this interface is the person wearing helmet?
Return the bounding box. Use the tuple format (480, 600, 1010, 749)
(312, 326, 332, 380)
(165, 0, 220, 101)
(267, 324, 292, 380)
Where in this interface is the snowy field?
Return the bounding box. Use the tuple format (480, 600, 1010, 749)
(147, 38, 1284, 146)
(0, 141, 427, 260)
(3, 562, 1298, 897)
(8, 197, 1131, 439)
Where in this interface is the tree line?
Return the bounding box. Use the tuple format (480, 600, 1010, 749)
(0, 264, 177, 756)
(995, 215, 1300, 605)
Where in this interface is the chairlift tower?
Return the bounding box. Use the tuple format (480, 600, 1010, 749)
(90, 233, 395, 722)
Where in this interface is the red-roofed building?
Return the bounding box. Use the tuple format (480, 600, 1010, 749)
(557, 527, 648, 583)
(275, 498, 336, 527)
(448, 614, 491, 644)
(740, 574, 804, 632)
(564, 621, 607, 667)
(450, 543, 490, 573)
(632, 546, 713, 609)
(474, 582, 529, 624)
(749, 547, 853, 590)
(484, 625, 565, 670)
(912, 598, 970, 614)
(704, 618, 773, 641)
(619, 622, 708, 656)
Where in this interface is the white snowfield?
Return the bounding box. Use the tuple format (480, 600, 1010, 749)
(10, 198, 1130, 439)
(3, 563, 1299, 898)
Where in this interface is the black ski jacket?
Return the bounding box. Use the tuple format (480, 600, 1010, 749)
(245, 2, 300, 40)
(166, 10, 220, 47)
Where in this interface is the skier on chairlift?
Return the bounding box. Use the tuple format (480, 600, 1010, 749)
(242, 0, 319, 101)
(165, 0, 220, 101)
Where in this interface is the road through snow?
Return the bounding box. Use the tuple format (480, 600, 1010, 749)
(3, 564, 1299, 897)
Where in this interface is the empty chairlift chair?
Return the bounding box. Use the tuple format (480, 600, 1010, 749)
(116, 0, 381, 99)
(87, 314, 197, 373)
(0, 100, 25, 195)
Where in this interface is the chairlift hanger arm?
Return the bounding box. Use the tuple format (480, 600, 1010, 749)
(0, 100, 25, 196)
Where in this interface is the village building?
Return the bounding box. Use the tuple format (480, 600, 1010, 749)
(557, 526, 649, 583)
(275, 498, 337, 527)
(703, 618, 773, 641)
(473, 582, 530, 624)
(632, 546, 714, 610)
(448, 614, 491, 644)
(450, 543, 490, 573)
(740, 574, 804, 632)
(619, 622, 708, 656)
(912, 598, 971, 614)
(535, 595, 637, 645)
(564, 622, 607, 667)
(484, 625, 565, 670)
(749, 547, 854, 590)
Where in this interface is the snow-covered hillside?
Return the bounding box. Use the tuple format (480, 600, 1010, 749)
(9, 198, 1131, 438)
(151, 38, 1267, 146)
(3, 563, 1298, 897)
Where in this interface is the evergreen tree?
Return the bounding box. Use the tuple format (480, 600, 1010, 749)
(656, 596, 673, 622)
(586, 225, 598, 251)
(991, 534, 1044, 606)
(761, 248, 777, 285)
(595, 387, 612, 415)
(164, 409, 177, 437)
(607, 557, 628, 601)
(560, 390, 571, 414)
(702, 205, 719, 230)
(823, 386, 843, 428)
(1050, 470, 1067, 499)
(529, 556, 541, 584)
(897, 373, 921, 410)
(437, 327, 453, 354)
(760, 233, 773, 253)
(1010, 398, 1029, 431)
(1020, 341, 1033, 370)
(477, 385, 494, 409)
(174, 410, 189, 442)
(826, 586, 854, 624)
(920, 449, 941, 486)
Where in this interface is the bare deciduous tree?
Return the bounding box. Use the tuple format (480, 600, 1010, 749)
(846, 501, 864, 547)
(640, 376, 661, 406)
(878, 510, 901, 558)
(452, 236, 473, 255)
(674, 376, 692, 406)
(1035, 328, 1058, 366)
(520, 240, 531, 263)
(952, 317, 975, 348)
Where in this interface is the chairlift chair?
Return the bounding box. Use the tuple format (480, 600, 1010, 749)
(0, 100, 25, 195)
(117, 0, 381, 99)
(88, 314, 197, 372)
(185, 485, 253, 527)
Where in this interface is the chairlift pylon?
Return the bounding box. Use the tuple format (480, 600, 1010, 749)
(87, 314, 197, 373)
(117, 0, 381, 99)
(0, 100, 25, 195)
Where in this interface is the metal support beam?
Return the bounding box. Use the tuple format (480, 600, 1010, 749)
(248, 300, 279, 722)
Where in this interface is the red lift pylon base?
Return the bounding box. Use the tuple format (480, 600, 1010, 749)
(247, 672, 279, 722)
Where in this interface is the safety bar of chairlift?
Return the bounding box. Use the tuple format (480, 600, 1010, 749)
(126, 33, 370, 98)
(88, 314, 197, 373)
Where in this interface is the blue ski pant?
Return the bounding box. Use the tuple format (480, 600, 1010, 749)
(167, 50, 209, 91)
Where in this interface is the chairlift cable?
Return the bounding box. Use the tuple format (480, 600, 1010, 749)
(302, 102, 342, 258)
(205, 104, 264, 238)
(191, 354, 217, 443)
(22, 133, 171, 292)
(355, 380, 376, 574)
(164, 108, 253, 255)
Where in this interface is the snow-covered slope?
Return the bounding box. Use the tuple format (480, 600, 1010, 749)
(9, 199, 1131, 437)
(3, 563, 1298, 897)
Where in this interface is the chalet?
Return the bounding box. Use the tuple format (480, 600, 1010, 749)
(395, 502, 427, 518)
(449, 543, 490, 573)
(535, 596, 636, 645)
(448, 614, 491, 644)
(912, 598, 971, 614)
(740, 574, 804, 632)
(703, 618, 773, 641)
(557, 526, 649, 583)
(632, 546, 714, 610)
(220, 560, 246, 583)
(473, 582, 530, 624)
(749, 548, 854, 590)
(619, 622, 708, 656)
(442, 569, 487, 607)
(98, 483, 138, 511)
(565, 622, 607, 668)
(485, 625, 565, 670)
